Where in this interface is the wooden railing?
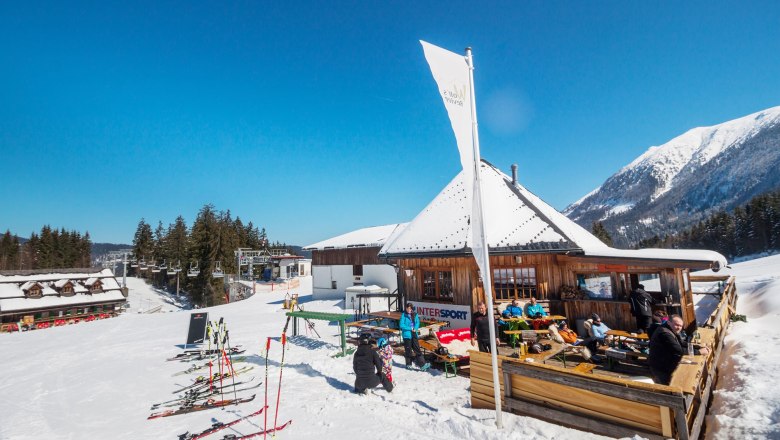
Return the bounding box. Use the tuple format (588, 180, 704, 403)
(470, 275, 738, 439)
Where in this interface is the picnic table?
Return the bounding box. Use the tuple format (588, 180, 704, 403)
(510, 340, 566, 365)
(670, 354, 707, 394)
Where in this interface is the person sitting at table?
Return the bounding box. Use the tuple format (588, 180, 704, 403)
(647, 309, 668, 338)
(583, 313, 611, 359)
(501, 298, 528, 346)
(524, 297, 547, 319)
(648, 315, 710, 385)
(502, 298, 524, 319)
(558, 321, 579, 344)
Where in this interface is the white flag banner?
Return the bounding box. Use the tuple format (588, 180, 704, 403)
(420, 40, 475, 200)
(421, 40, 487, 271)
(421, 41, 502, 428)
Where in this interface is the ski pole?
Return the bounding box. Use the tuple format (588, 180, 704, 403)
(224, 330, 237, 402)
(264, 337, 271, 439)
(273, 333, 287, 437)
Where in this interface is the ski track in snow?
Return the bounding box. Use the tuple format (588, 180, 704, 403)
(2, 259, 780, 439)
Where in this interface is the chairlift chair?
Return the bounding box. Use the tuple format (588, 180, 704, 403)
(159, 259, 167, 270)
(139, 258, 148, 271)
(188, 262, 200, 277)
(212, 261, 224, 279)
(151, 262, 161, 273)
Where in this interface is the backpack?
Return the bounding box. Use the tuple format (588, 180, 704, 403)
(436, 346, 449, 356)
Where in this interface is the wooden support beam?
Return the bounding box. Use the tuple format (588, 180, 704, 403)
(503, 363, 686, 410)
(505, 396, 667, 440)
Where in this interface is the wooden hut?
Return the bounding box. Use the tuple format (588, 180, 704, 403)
(379, 160, 727, 337)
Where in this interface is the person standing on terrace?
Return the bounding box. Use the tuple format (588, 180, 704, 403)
(399, 303, 429, 371)
(471, 301, 500, 353)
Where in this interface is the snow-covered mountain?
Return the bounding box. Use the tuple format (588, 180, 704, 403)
(564, 106, 780, 246)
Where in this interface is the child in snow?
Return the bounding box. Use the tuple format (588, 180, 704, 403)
(376, 337, 394, 384)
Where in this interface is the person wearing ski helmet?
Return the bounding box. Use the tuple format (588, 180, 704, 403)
(353, 333, 393, 394)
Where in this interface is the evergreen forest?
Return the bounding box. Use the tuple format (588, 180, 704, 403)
(636, 189, 780, 259)
(130, 204, 291, 307)
(0, 227, 92, 271)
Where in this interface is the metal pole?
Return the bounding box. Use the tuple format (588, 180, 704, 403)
(122, 252, 127, 288)
(466, 46, 502, 429)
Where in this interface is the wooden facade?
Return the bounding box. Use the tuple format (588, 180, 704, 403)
(396, 252, 714, 334)
(311, 247, 385, 266)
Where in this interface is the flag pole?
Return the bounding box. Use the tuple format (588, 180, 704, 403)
(465, 47, 502, 429)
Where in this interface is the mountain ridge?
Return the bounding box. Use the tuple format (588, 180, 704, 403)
(564, 106, 780, 246)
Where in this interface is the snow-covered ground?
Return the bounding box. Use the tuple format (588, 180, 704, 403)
(123, 276, 189, 313)
(0, 256, 778, 440)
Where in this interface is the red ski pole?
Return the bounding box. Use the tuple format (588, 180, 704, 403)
(264, 337, 271, 439)
(273, 333, 287, 435)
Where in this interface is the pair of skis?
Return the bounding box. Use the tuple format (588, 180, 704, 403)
(171, 366, 254, 394)
(147, 394, 256, 419)
(178, 406, 268, 440)
(150, 380, 262, 410)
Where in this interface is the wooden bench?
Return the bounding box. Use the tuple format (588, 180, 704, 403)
(418, 339, 459, 378)
(572, 362, 597, 374)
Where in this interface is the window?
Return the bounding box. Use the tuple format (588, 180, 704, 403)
(89, 282, 102, 293)
(422, 270, 453, 301)
(637, 273, 662, 292)
(61, 284, 74, 295)
(26, 287, 42, 298)
(577, 273, 614, 299)
(493, 267, 537, 300)
(353, 265, 363, 276)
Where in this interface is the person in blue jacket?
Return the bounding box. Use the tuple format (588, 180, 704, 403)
(524, 297, 547, 318)
(399, 302, 430, 371)
(502, 298, 524, 319)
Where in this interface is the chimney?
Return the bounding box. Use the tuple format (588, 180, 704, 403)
(511, 164, 518, 185)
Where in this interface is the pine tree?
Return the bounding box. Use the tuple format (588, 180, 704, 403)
(591, 221, 614, 247)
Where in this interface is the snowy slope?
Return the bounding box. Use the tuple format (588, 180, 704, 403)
(564, 106, 780, 246)
(1, 257, 779, 440)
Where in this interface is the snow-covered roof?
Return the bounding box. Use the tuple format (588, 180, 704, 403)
(0, 268, 115, 283)
(380, 161, 607, 257)
(303, 223, 409, 251)
(0, 269, 126, 313)
(84, 277, 100, 286)
(379, 160, 728, 268)
(0, 290, 127, 313)
(581, 248, 728, 270)
(20, 281, 43, 292)
(54, 279, 72, 288)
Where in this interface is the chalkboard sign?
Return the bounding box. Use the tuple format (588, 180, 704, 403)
(185, 312, 209, 346)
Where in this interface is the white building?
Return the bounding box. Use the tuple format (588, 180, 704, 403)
(303, 223, 407, 300)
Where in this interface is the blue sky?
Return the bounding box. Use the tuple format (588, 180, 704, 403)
(2, 1, 779, 246)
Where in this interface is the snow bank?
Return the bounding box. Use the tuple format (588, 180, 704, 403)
(703, 254, 780, 439)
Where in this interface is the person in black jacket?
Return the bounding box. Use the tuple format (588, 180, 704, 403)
(629, 284, 655, 333)
(470, 302, 500, 353)
(648, 315, 709, 385)
(353, 333, 394, 394)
